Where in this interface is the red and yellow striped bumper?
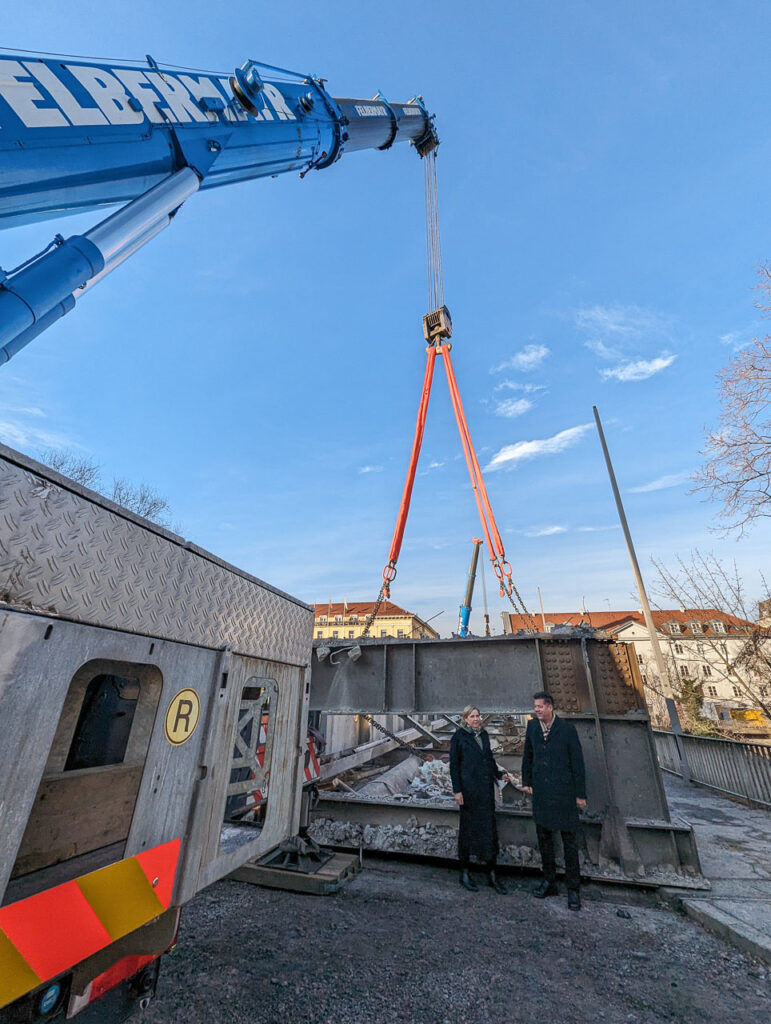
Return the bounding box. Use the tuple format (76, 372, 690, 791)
(0, 839, 180, 1009)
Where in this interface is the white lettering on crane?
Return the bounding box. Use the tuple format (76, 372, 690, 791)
(112, 69, 166, 123)
(145, 72, 209, 123)
(178, 75, 232, 122)
(353, 104, 387, 117)
(23, 60, 108, 126)
(65, 65, 144, 125)
(0, 58, 68, 127)
(0, 60, 298, 129)
(261, 83, 295, 121)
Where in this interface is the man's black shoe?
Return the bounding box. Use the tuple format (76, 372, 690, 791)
(487, 870, 506, 894)
(568, 890, 581, 911)
(533, 880, 559, 898)
(460, 870, 478, 892)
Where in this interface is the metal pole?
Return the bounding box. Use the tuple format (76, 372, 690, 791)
(592, 406, 671, 692)
(665, 697, 691, 783)
(537, 586, 547, 632)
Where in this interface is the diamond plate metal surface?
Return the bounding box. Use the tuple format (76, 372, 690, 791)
(0, 448, 313, 665)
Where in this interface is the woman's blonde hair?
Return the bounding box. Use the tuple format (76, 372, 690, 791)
(461, 705, 480, 722)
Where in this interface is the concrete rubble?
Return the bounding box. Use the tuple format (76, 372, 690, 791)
(406, 759, 455, 800)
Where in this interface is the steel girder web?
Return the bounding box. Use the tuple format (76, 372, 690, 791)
(308, 634, 707, 888)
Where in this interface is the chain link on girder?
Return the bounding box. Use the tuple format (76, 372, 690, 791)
(361, 713, 433, 762)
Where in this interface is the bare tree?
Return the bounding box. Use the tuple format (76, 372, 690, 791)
(694, 268, 771, 534)
(111, 479, 172, 527)
(41, 449, 101, 490)
(652, 550, 771, 725)
(39, 449, 175, 530)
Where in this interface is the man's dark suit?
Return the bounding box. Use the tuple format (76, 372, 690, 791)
(522, 714, 586, 891)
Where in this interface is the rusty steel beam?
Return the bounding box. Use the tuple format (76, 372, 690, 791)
(308, 635, 705, 886)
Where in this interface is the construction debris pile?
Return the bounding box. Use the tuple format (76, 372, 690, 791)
(308, 813, 547, 867)
(407, 760, 455, 801)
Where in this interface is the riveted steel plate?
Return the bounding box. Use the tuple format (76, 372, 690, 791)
(0, 445, 312, 665)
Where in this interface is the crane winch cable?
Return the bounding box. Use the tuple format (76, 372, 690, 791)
(360, 150, 538, 639)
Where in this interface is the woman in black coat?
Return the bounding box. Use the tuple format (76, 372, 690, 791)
(449, 705, 507, 893)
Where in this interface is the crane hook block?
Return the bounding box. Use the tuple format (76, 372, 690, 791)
(422, 305, 453, 342)
(230, 60, 265, 117)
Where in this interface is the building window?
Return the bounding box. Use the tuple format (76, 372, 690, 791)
(334, 615, 343, 625)
(759, 686, 769, 697)
(316, 631, 323, 638)
(711, 620, 726, 634)
(398, 629, 405, 638)
(706, 686, 718, 698)
(348, 630, 355, 639)
(637, 654, 644, 665)
(349, 615, 358, 624)
(380, 630, 387, 638)
(732, 686, 742, 698)
(679, 665, 689, 678)
(332, 630, 339, 638)
(674, 642, 684, 655)
(669, 622, 681, 635)
(641, 674, 648, 685)
(688, 621, 703, 634)
(702, 664, 712, 677)
(319, 616, 327, 625)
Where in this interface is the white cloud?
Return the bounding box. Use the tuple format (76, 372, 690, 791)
(629, 470, 691, 493)
(584, 339, 621, 360)
(492, 344, 550, 373)
(485, 423, 593, 471)
(577, 524, 621, 533)
(575, 304, 665, 337)
(493, 381, 546, 394)
(600, 354, 676, 382)
(0, 418, 74, 452)
(525, 525, 567, 537)
(427, 460, 445, 470)
(359, 464, 383, 474)
(494, 398, 533, 419)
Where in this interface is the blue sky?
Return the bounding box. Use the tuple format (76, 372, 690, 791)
(2, 2, 770, 637)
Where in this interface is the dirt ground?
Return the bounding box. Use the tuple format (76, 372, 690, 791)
(144, 857, 768, 1024)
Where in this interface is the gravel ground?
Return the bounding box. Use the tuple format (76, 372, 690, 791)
(145, 857, 768, 1024)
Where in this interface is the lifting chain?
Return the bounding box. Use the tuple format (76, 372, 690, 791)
(361, 713, 433, 763)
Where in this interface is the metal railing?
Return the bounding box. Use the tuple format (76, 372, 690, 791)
(654, 730, 771, 809)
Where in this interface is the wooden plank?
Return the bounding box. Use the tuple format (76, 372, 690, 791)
(11, 764, 142, 877)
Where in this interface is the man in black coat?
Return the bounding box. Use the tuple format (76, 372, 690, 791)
(522, 690, 587, 911)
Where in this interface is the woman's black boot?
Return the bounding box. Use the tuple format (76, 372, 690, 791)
(460, 869, 478, 892)
(487, 869, 506, 894)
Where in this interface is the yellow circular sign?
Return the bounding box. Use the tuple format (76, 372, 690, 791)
(164, 688, 201, 746)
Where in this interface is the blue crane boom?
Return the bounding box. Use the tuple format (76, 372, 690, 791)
(458, 538, 483, 638)
(0, 53, 437, 364)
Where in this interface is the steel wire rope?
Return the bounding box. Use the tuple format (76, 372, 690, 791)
(0, 46, 305, 81)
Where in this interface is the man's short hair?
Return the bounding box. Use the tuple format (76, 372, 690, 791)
(533, 691, 554, 706)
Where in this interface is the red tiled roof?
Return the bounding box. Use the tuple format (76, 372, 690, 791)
(313, 601, 414, 620)
(505, 608, 753, 635)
